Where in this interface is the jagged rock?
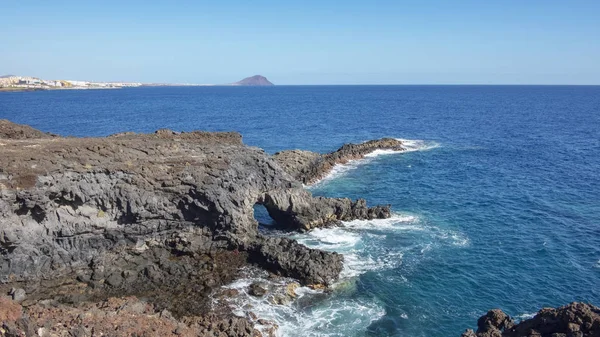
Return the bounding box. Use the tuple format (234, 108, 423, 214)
(474, 309, 514, 337)
(273, 138, 405, 184)
(243, 236, 343, 285)
(261, 189, 391, 230)
(0, 120, 395, 334)
(463, 302, 600, 337)
(249, 282, 268, 297)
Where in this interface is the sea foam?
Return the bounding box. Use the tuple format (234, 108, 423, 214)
(214, 267, 385, 337)
(218, 211, 470, 336)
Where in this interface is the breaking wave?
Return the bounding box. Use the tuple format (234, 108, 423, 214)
(219, 211, 469, 336)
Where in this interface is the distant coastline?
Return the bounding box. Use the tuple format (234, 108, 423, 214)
(0, 74, 274, 92)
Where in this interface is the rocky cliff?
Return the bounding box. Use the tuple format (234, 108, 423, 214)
(0, 120, 391, 335)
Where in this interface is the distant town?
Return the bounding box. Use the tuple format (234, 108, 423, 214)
(0, 74, 274, 91)
(0, 75, 143, 91)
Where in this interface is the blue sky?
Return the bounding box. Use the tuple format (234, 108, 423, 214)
(1, 0, 599, 84)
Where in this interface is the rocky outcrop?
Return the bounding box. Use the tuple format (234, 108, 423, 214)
(273, 138, 405, 184)
(461, 302, 600, 337)
(261, 189, 390, 231)
(0, 120, 393, 334)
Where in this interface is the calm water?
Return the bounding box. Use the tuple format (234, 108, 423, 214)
(2, 86, 600, 336)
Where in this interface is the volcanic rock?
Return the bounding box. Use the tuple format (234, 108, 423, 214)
(461, 302, 600, 337)
(273, 137, 405, 185)
(249, 282, 268, 297)
(0, 120, 394, 334)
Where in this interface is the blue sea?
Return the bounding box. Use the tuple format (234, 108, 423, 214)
(1, 86, 599, 336)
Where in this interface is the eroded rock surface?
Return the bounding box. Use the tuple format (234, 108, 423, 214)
(461, 302, 600, 337)
(0, 120, 393, 335)
(273, 138, 405, 185)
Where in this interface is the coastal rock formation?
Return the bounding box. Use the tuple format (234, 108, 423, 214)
(273, 137, 405, 185)
(461, 302, 600, 337)
(0, 120, 392, 334)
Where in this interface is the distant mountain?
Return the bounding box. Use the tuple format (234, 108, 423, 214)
(0, 75, 16, 78)
(232, 75, 274, 86)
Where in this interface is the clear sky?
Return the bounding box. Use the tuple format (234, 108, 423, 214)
(1, 0, 599, 84)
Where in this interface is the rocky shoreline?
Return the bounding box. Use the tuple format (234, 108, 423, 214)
(1, 119, 597, 336)
(0, 120, 396, 336)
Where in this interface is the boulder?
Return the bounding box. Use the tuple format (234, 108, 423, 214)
(248, 282, 268, 297)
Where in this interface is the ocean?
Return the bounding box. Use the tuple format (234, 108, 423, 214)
(1, 85, 599, 336)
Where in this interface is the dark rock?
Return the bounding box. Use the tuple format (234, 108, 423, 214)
(463, 302, 600, 337)
(105, 272, 123, 287)
(244, 236, 343, 285)
(248, 282, 268, 297)
(261, 190, 391, 231)
(273, 137, 405, 185)
(476, 309, 514, 336)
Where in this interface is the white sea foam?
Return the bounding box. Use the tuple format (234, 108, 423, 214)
(216, 210, 470, 336)
(309, 158, 362, 186)
(363, 148, 402, 158)
(293, 227, 361, 250)
(515, 312, 536, 321)
(341, 251, 404, 279)
(342, 213, 420, 230)
(226, 138, 451, 335)
(396, 138, 441, 152)
(215, 267, 385, 337)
